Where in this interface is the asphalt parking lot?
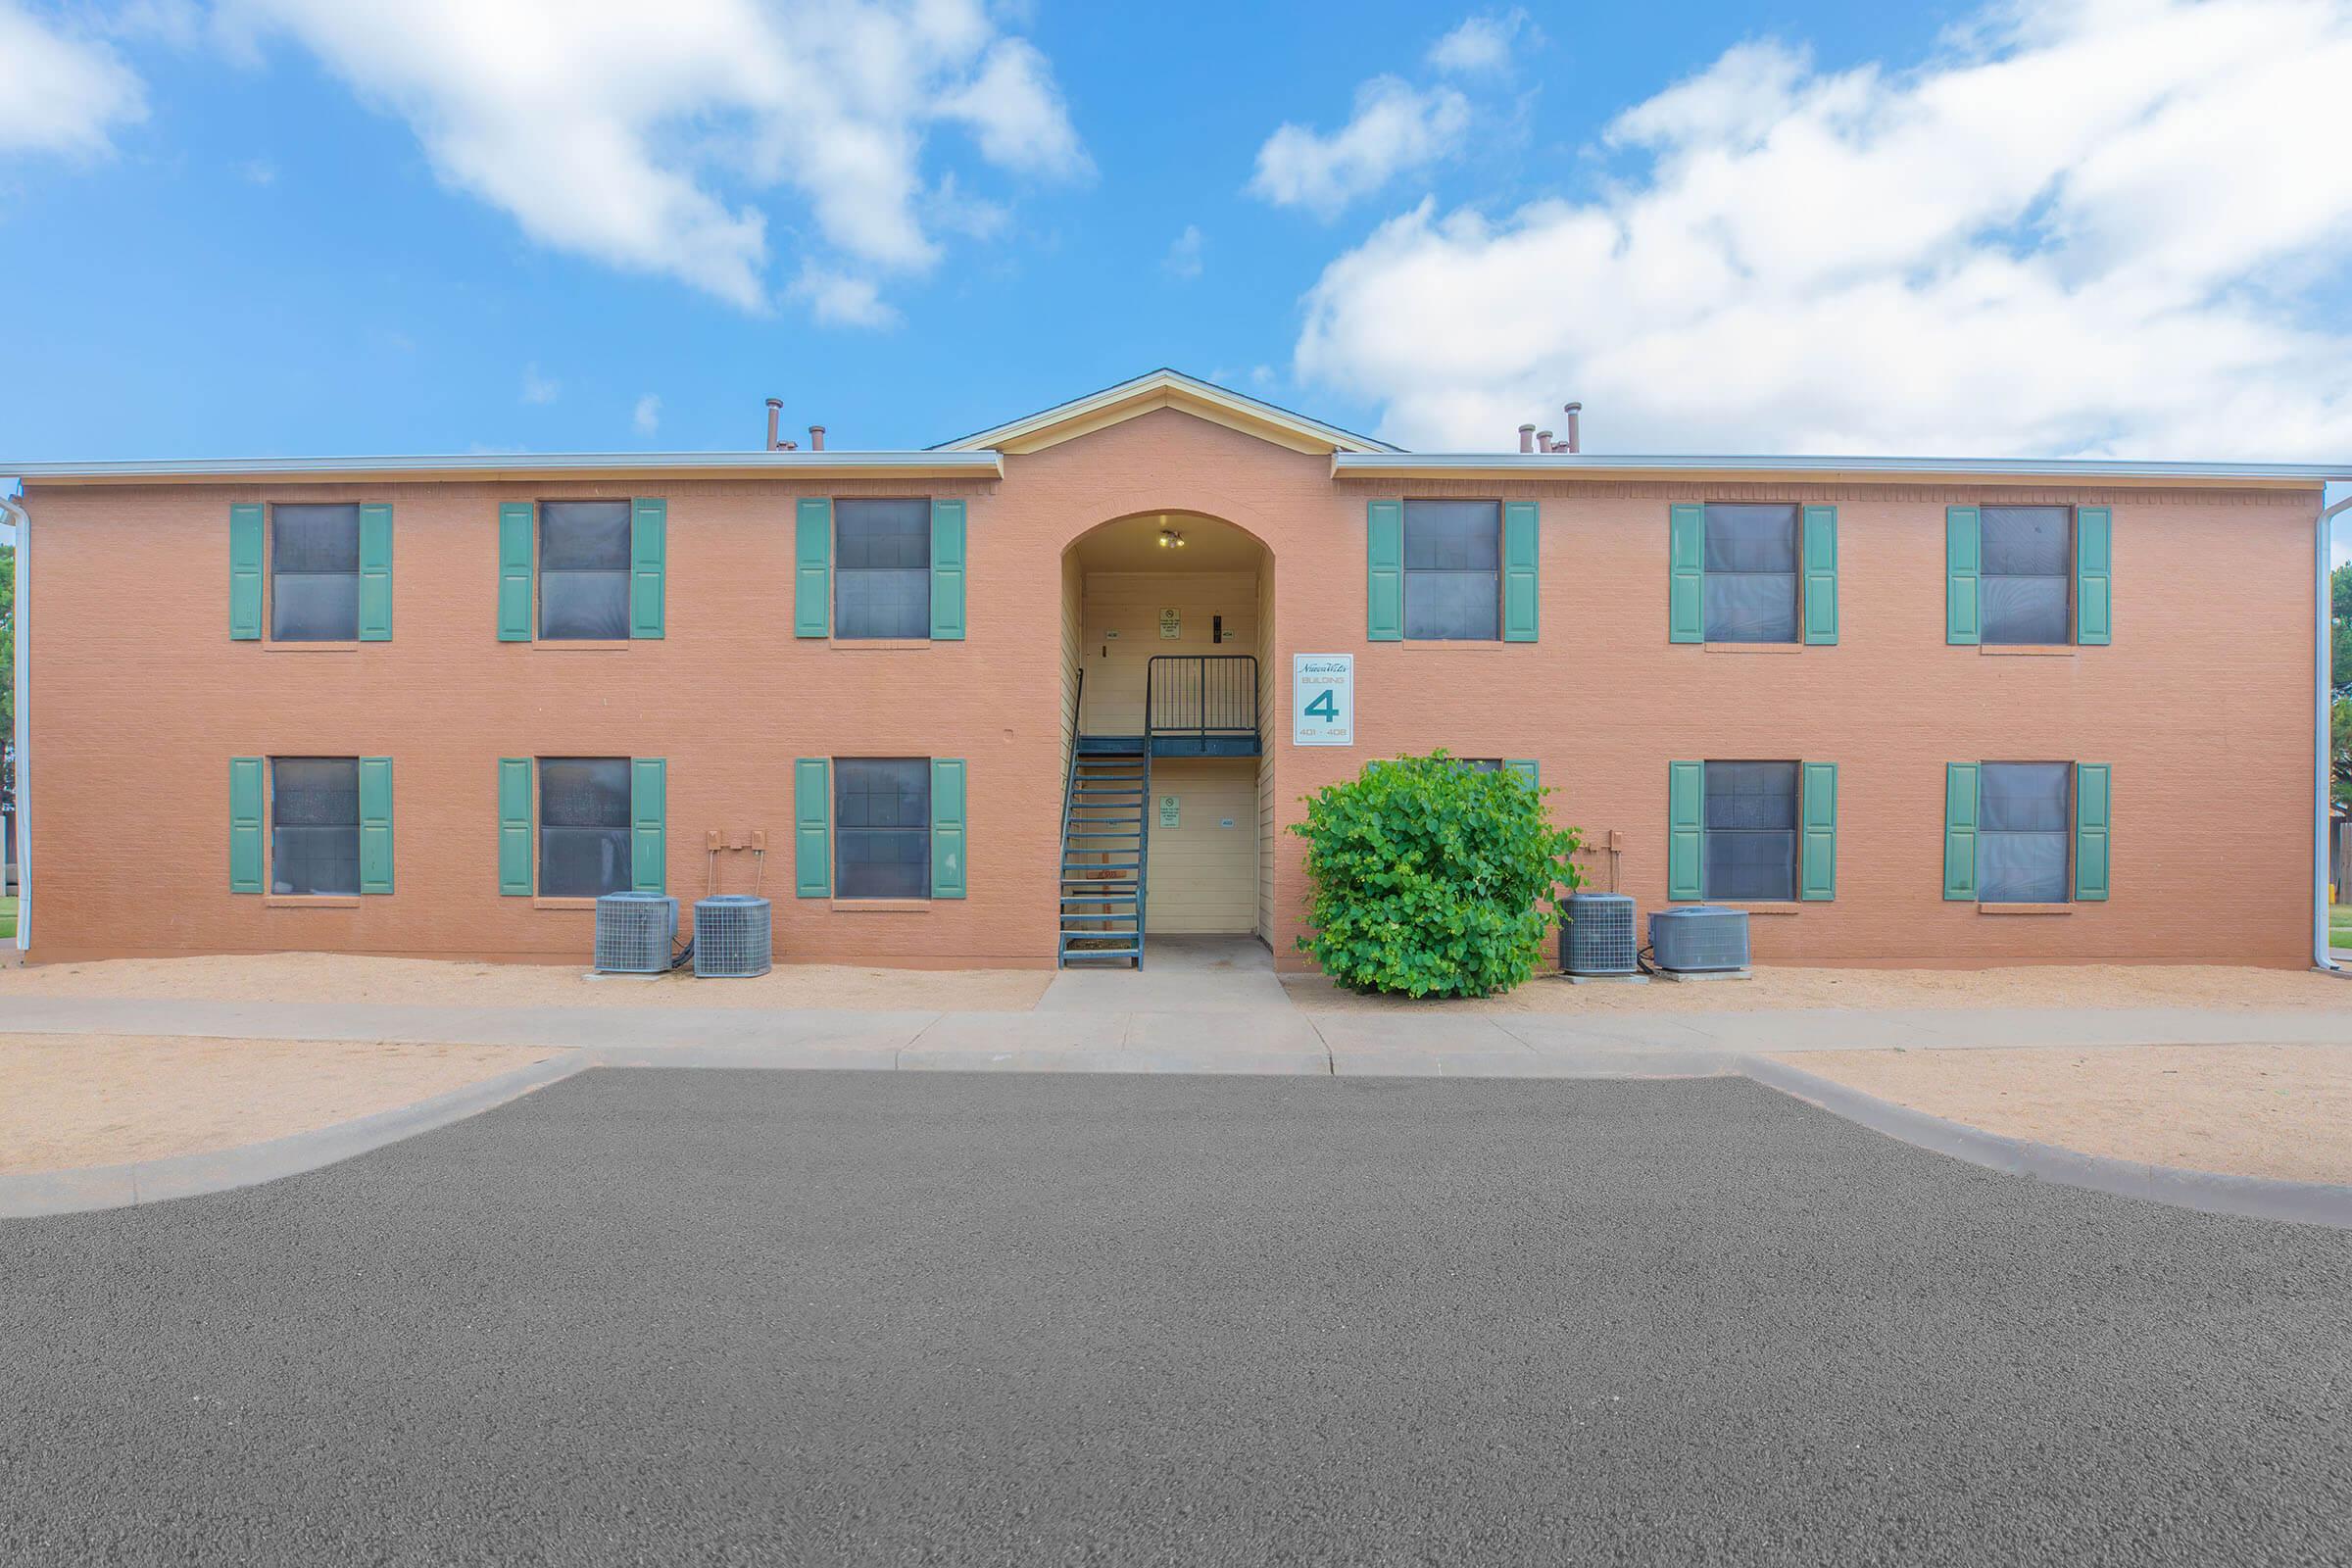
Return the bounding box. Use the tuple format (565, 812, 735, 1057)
(3, 1069, 2347, 1566)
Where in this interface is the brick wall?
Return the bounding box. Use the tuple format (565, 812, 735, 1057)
(21, 408, 2322, 967)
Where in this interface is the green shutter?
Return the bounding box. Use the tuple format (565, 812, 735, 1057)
(497, 502, 534, 641)
(1667, 760, 1704, 901)
(931, 758, 967, 899)
(358, 757, 394, 895)
(229, 757, 264, 892)
(930, 499, 967, 641)
(357, 503, 393, 641)
(795, 758, 830, 897)
(1503, 760, 1539, 789)
(230, 504, 265, 640)
(1946, 507, 1982, 646)
(498, 758, 533, 896)
(1501, 501, 1539, 642)
(1801, 505, 1838, 645)
(1942, 762, 1980, 901)
(1800, 760, 1838, 901)
(1366, 500, 1403, 642)
(795, 498, 831, 638)
(2076, 505, 2111, 646)
(630, 758, 666, 894)
(629, 497, 666, 639)
(2075, 762, 2111, 902)
(1668, 504, 1704, 643)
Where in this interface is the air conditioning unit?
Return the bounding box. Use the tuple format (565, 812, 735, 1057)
(1561, 892, 1638, 975)
(594, 892, 678, 974)
(694, 895, 772, 978)
(1648, 906, 1750, 974)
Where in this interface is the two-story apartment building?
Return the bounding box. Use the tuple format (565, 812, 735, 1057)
(6, 368, 2341, 970)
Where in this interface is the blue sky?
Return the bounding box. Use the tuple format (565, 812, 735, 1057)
(1, 0, 2346, 531)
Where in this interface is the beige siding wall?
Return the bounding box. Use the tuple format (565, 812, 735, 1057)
(1057, 550, 1082, 781)
(1144, 758, 1258, 933)
(1076, 570, 1256, 734)
(1256, 560, 1278, 944)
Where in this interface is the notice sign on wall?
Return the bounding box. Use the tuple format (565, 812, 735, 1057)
(1158, 795, 1180, 828)
(1158, 609, 1181, 639)
(1292, 654, 1354, 747)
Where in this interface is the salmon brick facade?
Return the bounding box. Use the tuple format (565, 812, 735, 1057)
(11, 370, 2331, 969)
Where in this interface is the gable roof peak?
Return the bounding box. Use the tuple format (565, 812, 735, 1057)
(935, 368, 1398, 456)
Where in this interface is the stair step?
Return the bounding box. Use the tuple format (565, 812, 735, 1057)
(1059, 894, 1138, 904)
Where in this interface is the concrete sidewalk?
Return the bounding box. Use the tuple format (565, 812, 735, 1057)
(1, 991, 2345, 1076)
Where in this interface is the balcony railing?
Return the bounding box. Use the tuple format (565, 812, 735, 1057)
(1145, 656, 1260, 756)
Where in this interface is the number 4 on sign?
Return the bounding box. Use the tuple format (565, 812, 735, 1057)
(1304, 689, 1338, 721)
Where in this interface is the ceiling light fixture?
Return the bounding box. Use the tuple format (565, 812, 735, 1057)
(1157, 527, 1187, 549)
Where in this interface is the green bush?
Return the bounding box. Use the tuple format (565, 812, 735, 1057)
(1289, 752, 1584, 998)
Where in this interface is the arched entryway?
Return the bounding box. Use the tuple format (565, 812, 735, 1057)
(1056, 512, 1274, 967)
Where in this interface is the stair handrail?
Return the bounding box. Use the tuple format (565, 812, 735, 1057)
(1055, 667, 1086, 966)
(1134, 746, 1152, 971)
(1145, 655, 1259, 743)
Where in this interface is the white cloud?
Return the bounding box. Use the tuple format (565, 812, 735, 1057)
(216, 0, 1087, 318)
(520, 364, 560, 406)
(790, 262, 901, 328)
(1163, 223, 1203, 279)
(1249, 75, 1471, 219)
(0, 2, 147, 157)
(1296, 0, 2352, 459)
(1427, 10, 1535, 76)
(238, 158, 276, 185)
(633, 394, 662, 436)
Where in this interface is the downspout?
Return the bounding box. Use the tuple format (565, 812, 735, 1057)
(1, 490, 24, 955)
(2316, 490, 2352, 972)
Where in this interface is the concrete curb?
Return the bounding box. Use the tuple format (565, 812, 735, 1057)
(1740, 1054, 2352, 1232)
(0, 1051, 587, 1219)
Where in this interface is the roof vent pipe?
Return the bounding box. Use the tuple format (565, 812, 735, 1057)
(1537, 430, 1554, 453)
(1562, 402, 1583, 454)
(1518, 423, 1536, 454)
(808, 425, 826, 452)
(764, 398, 783, 452)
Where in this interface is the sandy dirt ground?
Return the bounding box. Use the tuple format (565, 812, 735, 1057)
(1284, 964, 2352, 1014)
(0, 1035, 557, 1174)
(0, 954, 1052, 1012)
(1779, 1044, 2352, 1185)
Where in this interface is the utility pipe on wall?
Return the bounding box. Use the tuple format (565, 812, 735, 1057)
(1, 490, 24, 954)
(2316, 489, 2352, 972)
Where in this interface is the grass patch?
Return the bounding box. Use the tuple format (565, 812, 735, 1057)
(0, 896, 16, 941)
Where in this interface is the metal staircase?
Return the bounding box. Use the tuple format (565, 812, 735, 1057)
(1056, 736, 1151, 967)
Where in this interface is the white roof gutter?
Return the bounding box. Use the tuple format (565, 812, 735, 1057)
(1333, 452, 2352, 485)
(4, 450, 1005, 485)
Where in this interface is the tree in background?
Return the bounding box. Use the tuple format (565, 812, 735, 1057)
(0, 541, 12, 831)
(2336, 564, 2352, 807)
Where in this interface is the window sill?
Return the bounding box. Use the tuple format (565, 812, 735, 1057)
(828, 637, 934, 651)
(266, 895, 360, 908)
(1701, 642, 1803, 656)
(1677, 902, 1804, 915)
(829, 898, 933, 912)
(261, 640, 362, 655)
(1980, 645, 2076, 658)
(1977, 902, 2074, 914)
(1397, 639, 1508, 650)
(529, 639, 633, 653)
(532, 896, 601, 911)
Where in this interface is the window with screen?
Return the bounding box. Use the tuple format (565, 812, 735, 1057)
(1981, 507, 2071, 645)
(1979, 761, 2070, 902)
(538, 757, 631, 897)
(538, 501, 631, 640)
(834, 500, 931, 639)
(1403, 500, 1499, 640)
(1703, 760, 1799, 901)
(270, 504, 360, 641)
(835, 757, 930, 898)
(1702, 503, 1798, 642)
(270, 757, 360, 895)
